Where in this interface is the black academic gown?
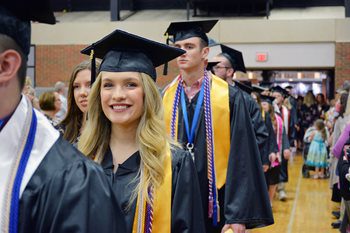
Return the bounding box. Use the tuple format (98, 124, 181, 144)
(101, 148, 205, 233)
(234, 86, 268, 148)
(279, 127, 291, 183)
(19, 137, 126, 233)
(174, 85, 274, 232)
(262, 112, 279, 166)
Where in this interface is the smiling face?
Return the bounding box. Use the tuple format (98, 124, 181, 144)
(100, 71, 144, 128)
(73, 69, 91, 113)
(173, 37, 208, 72)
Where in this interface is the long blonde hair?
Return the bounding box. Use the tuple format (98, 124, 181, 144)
(78, 72, 167, 204)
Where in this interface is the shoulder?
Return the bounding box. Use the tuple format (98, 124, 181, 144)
(29, 137, 104, 189)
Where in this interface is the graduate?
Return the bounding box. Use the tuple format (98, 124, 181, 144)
(162, 20, 273, 233)
(271, 86, 293, 201)
(78, 29, 205, 233)
(209, 45, 269, 150)
(0, 1, 125, 233)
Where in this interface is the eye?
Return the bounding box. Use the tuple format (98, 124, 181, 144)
(103, 82, 113, 88)
(73, 85, 80, 89)
(126, 82, 138, 88)
(186, 45, 194, 50)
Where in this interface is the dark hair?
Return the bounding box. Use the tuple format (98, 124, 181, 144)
(199, 38, 208, 49)
(0, 34, 27, 90)
(339, 92, 349, 118)
(39, 91, 56, 111)
(61, 60, 100, 143)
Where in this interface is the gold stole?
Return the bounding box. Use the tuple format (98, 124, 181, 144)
(163, 75, 230, 188)
(132, 151, 172, 233)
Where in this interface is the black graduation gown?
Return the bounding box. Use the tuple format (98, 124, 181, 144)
(101, 148, 205, 233)
(279, 127, 291, 183)
(235, 86, 268, 148)
(174, 85, 274, 232)
(261, 112, 279, 166)
(19, 137, 126, 233)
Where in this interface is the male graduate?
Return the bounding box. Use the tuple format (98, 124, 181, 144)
(209, 44, 274, 165)
(271, 86, 293, 201)
(162, 20, 273, 233)
(0, 1, 125, 232)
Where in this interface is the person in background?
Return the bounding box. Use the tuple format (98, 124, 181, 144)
(316, 93, 330, 120)
(54, 81, 67, 121)
(59, 60, 99, 145)
(253, 93, 280, 206)
(305, 119, 329, 179)
(79, 29, 205, 233)
(271, 86, 293, 201)
(0, 1, 126, 232)
(39, 91, 61, 128)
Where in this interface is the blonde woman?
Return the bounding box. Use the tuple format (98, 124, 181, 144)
(78, 29, 204, 233)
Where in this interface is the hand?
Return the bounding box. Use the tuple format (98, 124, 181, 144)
(263, 165, 269, 172)
(269, 152, 277, 163)
(283, 149, 291, 160)
(221, 223, 246, 233)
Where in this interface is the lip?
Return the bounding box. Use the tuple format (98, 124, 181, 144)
(79, 100, 88, 106)
(178, 60, 188, 64)
(110, 103, 131, 112)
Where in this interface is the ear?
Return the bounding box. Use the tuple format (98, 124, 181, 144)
(227, 68, 234, 78)
(201, 46, 209, 60)
(0, 49, 22, 83)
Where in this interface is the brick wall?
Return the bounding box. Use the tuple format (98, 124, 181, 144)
(335, 42, 350, 90)
(35, 45, 180, 88)
(36, 45, 89, 87)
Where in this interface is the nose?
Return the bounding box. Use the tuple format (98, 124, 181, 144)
(112, 85, 126, 101)
(79, 86, 90, 97)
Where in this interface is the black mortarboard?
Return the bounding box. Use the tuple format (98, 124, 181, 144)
(234, 80, 252, 94)
(206, 61, 220, 71)
(271, 85, 289, 97)
(220, 44, 246, 73)
(164, 20, 218, 45)
(0, 0, 56, 57)
(260, 94, 275, 104)
(81, 29, 185, 83)
(285, 85, 293, 90)
(252, 84, 267, 94)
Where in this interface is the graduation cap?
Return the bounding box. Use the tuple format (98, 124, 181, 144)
(260, 94, 275, 104)
(220, 44, 246, 73)
(81, 29, 186, 83)
(206, 61, 220, 71)
(0, 0, 56, 57)
(271, 85, 289, 97)
(234, 80, 252, 94)
(251, 84, 267, 94)
(164, 19, 218, 45)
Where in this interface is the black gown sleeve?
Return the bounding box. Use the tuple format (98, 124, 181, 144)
(19, 138, 126, 233)
(241, 89, 268, 147)
(171, 148, 206, 233)
(265, 113, 279, 155)
(224, 88, 274, 229)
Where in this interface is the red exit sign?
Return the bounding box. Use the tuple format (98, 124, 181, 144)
(256, 52, 268, 62)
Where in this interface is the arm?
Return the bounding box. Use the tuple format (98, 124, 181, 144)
(224, 89, 273, 230)
(333, 123, 350, 158)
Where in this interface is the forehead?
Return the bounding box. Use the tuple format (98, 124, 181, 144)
(273, 92, 283, 97)
(174, 37, 202, 46)
(212, 55, 229, 64)
(101, 71, 141, 80)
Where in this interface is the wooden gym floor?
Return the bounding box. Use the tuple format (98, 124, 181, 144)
(252, 153, 338, 233)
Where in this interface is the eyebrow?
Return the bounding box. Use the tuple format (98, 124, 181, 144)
(102, 77, 140, 82)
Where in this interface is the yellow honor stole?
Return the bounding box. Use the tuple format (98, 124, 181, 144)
(132, 151, 172, 233)
(163, 75, 230, 189)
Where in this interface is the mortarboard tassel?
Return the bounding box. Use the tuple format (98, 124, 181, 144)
(163, 33, 170, 76)
(90, 46, 96, 84)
